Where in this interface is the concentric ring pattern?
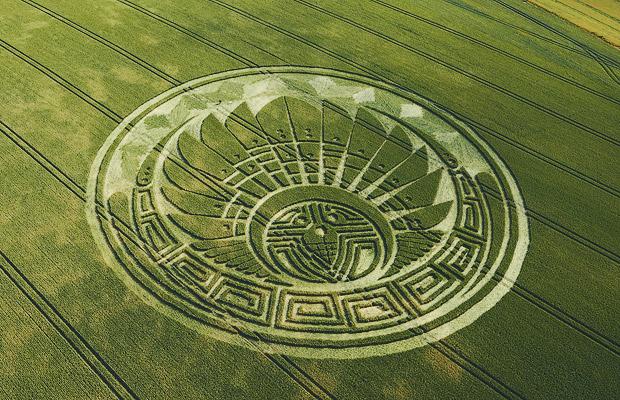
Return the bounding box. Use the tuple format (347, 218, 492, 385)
(87, 67, 528, 358)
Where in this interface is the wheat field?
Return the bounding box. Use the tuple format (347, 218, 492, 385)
(0, 1, 618, 399)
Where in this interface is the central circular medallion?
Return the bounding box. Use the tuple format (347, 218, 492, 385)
(87, 67, 528, 358)
(250, 186, 393, 284)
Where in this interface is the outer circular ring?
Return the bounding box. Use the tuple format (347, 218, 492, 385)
(87, 66, 529, 358)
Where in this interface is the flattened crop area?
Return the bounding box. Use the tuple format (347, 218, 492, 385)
(0, 1, 618, 399)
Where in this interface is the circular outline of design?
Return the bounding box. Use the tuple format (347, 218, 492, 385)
(86, 66, 529, 358)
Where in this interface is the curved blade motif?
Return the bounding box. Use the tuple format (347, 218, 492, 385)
(159, 95, 452, 283)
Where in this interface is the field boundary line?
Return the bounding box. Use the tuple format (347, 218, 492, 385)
(573, 0, 620, 24)
(367, 0, 619, 105)
(290, 0, 619, 146)
(492, 0, 620, 84)
(116, 0, 620, 197)
(549, 0, 620, 32)
(0, 250, 139, 400)
(293, 0, 620, 193)
(441, 0, 620, 72)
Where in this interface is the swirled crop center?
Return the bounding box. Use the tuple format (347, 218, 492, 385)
(87, 67, 528, 358)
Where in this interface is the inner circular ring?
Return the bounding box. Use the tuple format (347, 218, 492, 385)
(265, 200, 383, 283)
(247, 185, 396, 286)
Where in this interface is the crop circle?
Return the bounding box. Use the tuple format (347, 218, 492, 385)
(87, 67, 528, 358)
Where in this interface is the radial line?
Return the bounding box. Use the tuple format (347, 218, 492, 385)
(359, 146, 422, 198)
(283, 98, 309, 185)
(372, 167, 441, 206)
(347, 130, 392, 192)
(252, 121, 295, 187)
(318, 105, 326, 185)
(331, 121, 356, 187)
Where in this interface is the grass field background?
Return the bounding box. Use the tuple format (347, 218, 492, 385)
(0, 0, 618, 399)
